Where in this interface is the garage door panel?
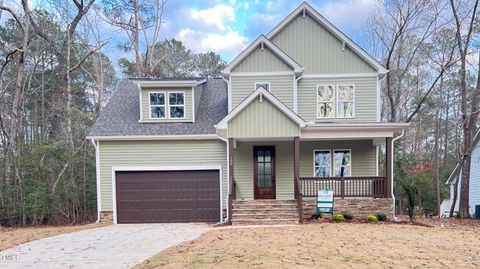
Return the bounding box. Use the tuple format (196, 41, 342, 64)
(115, 170, 220, 223)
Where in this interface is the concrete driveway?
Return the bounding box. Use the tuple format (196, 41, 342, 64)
(0, 223, 210, 269)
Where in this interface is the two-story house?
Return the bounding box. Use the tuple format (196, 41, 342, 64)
(88, 2, 409, 225)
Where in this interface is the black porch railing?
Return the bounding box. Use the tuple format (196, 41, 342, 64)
(300, 176, 388, 199)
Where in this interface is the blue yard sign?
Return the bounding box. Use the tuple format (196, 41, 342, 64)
(317, 188, 334, 214)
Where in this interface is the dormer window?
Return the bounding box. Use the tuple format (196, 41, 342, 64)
(149, 91, 185, 119)
(168, 92, 185, 118)
(150, 92, 166, 118)
(255, 82, 270, 91)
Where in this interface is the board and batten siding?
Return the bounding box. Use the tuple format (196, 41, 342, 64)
(298, 76, 378, 122)
(271, 14, 376, 74)
(230, 75, 294, 110)
(234, 141, 294, 200)
(98, 140, 227, 211)
(140, 87, 193, 122)
(470, 142, 480, 215)
(234, 140, 376, 200)
(232, 46, 292, 73)
(228, 97, 299, 138)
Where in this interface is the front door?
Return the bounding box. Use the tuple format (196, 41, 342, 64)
(254, 146, 276, 199)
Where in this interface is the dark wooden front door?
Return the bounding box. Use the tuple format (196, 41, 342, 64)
(254, 146, 276, 199)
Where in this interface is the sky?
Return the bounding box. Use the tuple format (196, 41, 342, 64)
(0, 0, 380, 64)
(98, 0, 380, 63)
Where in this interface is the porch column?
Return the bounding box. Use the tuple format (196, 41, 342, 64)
(385, 137, 393, 199)
(293, 136, 303, 223)
(228, 138, 235, 222)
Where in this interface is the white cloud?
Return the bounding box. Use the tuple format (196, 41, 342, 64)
(243, 2, 250, 9)
(319, 0, 379, 28)
(187, 4, 236, 31)
(176, 28, 248, 59)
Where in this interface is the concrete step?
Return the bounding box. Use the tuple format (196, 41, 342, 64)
(232, 213, 298, 219)
(233, 203, 298, 209)
(233, 200, 296, 205)
(232, 208, 299, 213)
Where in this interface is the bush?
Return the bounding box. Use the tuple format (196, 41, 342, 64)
(376, 213, 387, 222)
(367, 215, 379, 223)
(342, 212, 354, 220)
(332, 214, 345, 222)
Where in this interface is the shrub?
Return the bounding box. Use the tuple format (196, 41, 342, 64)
(332, 214, 345, 222)
(376, 213, 387, 222)
(342, 212, 354, 220)
(367, 215, 379, 223)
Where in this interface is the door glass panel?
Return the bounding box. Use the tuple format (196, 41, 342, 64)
(258, 174, 265, 187)
(265, 150, 271, 162)
(258, 163, 264, 174)
(257, 151, 264, 162)
(264, 175, 271, 187)
(265, 162, 271, 174)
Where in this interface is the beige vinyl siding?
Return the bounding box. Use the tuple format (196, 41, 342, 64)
(232, 46, 292, 72)
(300, 140, 377, 177)
(140, 87, 193, 122)
(234, 141, 294, 200)
(298, 76, 377, 122)
(228, 97, 299, 138)
(231, 75, 294, 109)
(98, 140, 227, 211)
(271, 14, 376, 73)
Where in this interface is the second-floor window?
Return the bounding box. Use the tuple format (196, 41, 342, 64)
(317, 84, 355, 119)
(149, 91, 185, 119)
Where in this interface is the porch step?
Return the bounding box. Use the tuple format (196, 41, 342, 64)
(231, 200, 300, 226)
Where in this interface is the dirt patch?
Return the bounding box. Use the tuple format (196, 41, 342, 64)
(0, 222, 109, 251)
(135, 223, 480, 269)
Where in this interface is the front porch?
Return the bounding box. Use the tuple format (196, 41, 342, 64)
(227, 137, 394, 223)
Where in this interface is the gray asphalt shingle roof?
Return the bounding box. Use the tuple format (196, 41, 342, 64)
(88, 78, 227, 137)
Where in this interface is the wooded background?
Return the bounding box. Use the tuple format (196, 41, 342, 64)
(0, 0, 479, 225)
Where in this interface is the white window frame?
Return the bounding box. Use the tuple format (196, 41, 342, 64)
(167, 91, 186, 119)
(316, 83, 355, 119)
(254, 82, 271, 92)
(316, 84, 335, 119)
(333, 149, 352, 177)
(148, 91, 186, 120)
(336, 84, 355, 119)
(148, 91, 166, 119)
(313, 149, 332, 177)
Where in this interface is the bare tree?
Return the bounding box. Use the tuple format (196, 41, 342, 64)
(449, 0, 480, 218)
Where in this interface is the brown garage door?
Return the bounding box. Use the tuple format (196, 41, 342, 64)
(115, 170, 220, 223)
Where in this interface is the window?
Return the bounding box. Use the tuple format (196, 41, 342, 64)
(317, 85, 335, 118)
(334, 150, 351, 177)
(337, 84, 354, 118)
(317, 84, 355, 118)
(150, 92, 165, 119)
(255, 82, 270, 91)
(149, 91, 185, 119)
(314, 150, 331, 177)
(168, 92, 185, 118)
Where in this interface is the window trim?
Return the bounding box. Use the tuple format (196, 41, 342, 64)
(333, 149, 352, 177)
(148, 90, 186, 120)
(316, 84, 335, 119)
(254, 82, 271, 92)
(148, 91, 166, 119)
(313, 149, 332, 177)
(316, 83, 355, 119)
(336, 84, 355, 119)
(168, 91, 186, 119)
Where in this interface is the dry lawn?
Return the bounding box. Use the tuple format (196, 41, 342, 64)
(0, 222, 109, 251)
(135, 222, 480, 269)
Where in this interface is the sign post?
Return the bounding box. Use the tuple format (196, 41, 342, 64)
(316, 188, 334, 215)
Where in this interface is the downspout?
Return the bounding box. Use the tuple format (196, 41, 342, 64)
(90, 138, 101, 224)
(216, 133, 230, 225)
(391, 129, 405, 221)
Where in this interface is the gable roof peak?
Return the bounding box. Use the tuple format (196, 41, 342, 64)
(267, 1, 388, 74)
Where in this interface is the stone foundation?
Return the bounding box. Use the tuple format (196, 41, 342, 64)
(302, 198, 393, 220)
(99, 211, 114, 223)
